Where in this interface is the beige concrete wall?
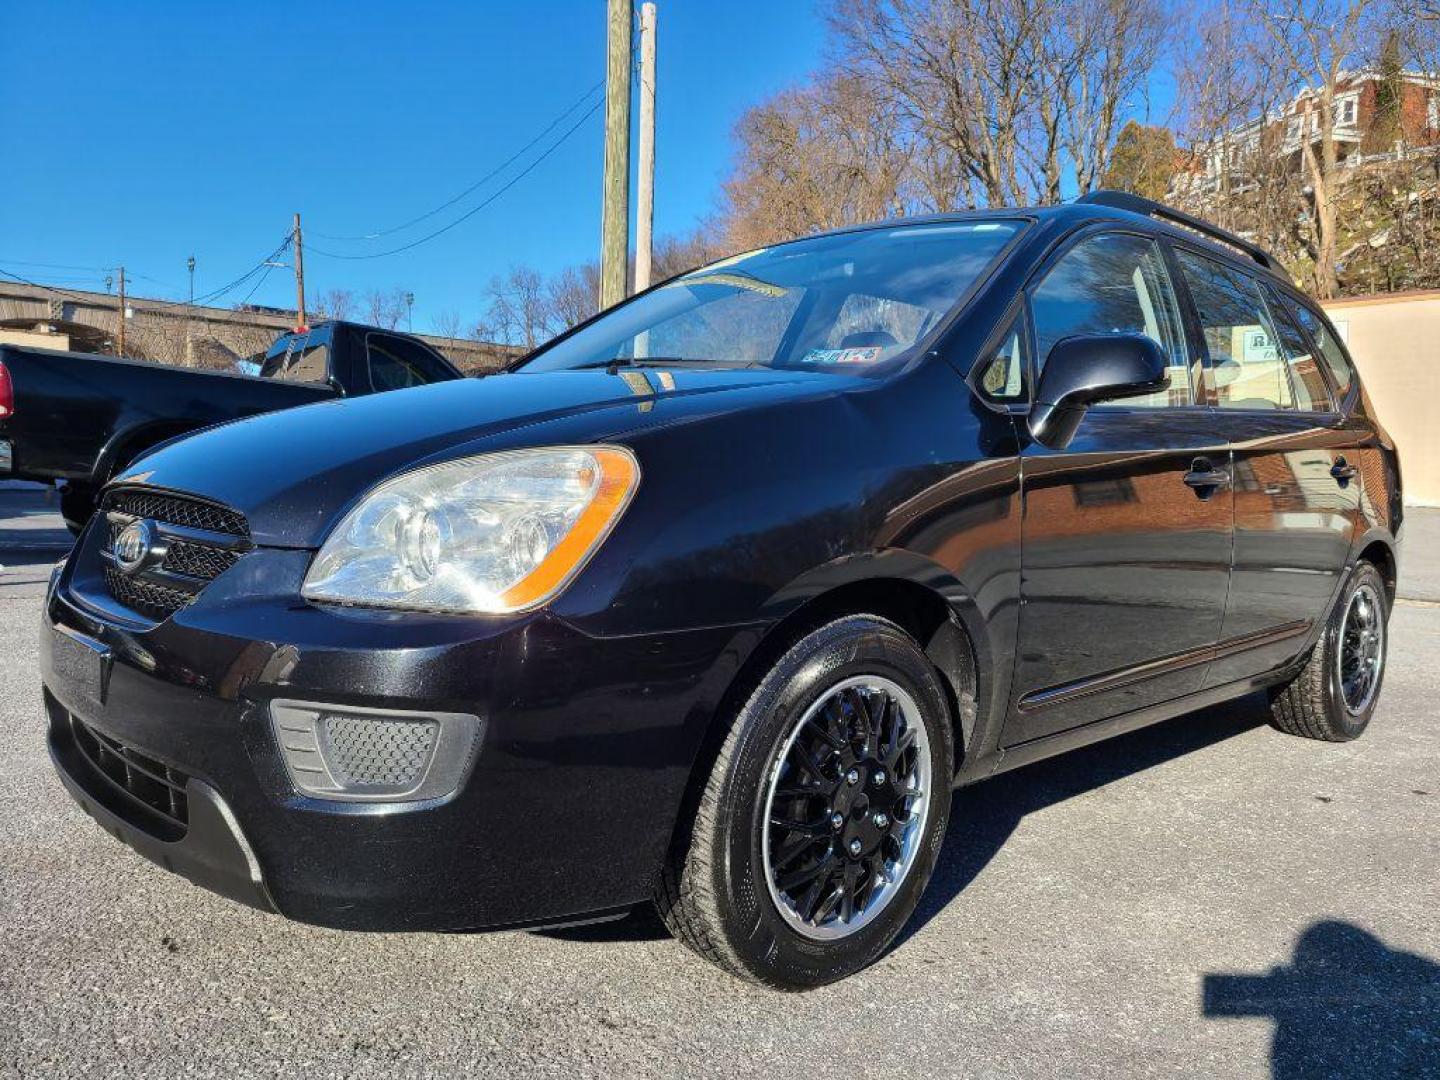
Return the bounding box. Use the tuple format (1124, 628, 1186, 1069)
(0, 329, 70, 350)
(1322, 291, 1440, 506)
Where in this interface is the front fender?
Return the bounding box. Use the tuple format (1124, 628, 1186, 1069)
(745, 546, 1018, 777)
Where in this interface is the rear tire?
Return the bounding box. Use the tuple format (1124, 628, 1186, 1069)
(1268, 561, 1389, 742)
(656, 614, 954, 989)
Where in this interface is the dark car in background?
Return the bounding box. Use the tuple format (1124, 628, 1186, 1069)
(0, 321, 463, 531)
(39, 193, 1400, 988)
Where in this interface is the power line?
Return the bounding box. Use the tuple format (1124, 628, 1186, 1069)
(0, 257, 112, 273)
(152, 236, 294, 310)
(235, 260, 279, 309)
(0, 267, 109, 305)
(309, 97, 602, 261)
(0, 258, 171, 288)
(0, 236, 294, 312)
(310, 79, 605, 243)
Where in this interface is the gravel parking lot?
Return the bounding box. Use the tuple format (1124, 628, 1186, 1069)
(1, 485, 1435, 1079)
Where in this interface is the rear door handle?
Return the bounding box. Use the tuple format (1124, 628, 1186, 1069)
(1183, 458, 1231, 493)
(1331, 457, 1359, 482)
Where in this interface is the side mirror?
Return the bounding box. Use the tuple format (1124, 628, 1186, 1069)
(1029, 334, 1170, 448)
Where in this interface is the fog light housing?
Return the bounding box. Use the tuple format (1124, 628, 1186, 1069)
(270, 700, 481, 803)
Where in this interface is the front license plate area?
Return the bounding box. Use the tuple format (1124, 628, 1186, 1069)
(50, 625, 111, 708)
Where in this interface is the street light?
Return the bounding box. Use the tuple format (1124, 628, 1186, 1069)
(185, 255, 196, 366)
(405, 291, 415, 332)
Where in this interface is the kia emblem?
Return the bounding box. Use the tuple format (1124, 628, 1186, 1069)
(113, 519, 158, 574)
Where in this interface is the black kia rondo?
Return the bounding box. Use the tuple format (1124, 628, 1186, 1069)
(42, 192, 1401, 988)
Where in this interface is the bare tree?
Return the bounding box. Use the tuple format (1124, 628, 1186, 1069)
(430, 309, 464, 341)
(652, 226, 729, 279)
(473, 266, 557, 350)
(546, 264, 600, 330)
(1245, 0, 1373, 297)
(825, 0, 1168, 209)
(721, 71, 917, 248)
(363, 288, 408, 330)
(830, 0, 1044, 207)
(1052, 0, 1168, 195)
(310, 288, 355, 322)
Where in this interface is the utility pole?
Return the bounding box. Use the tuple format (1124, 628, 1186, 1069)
(635, 2, 657, 293)
(405, 291, 415, 332)
(599, 0, 633, 310)
(293, 212, 307, 330)
(116, 266, 127, 357)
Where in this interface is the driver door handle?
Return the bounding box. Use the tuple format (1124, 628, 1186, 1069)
(1183, 458, 1231, 494)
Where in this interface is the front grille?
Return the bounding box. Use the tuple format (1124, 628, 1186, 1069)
(323, 715, 439, 787)
(163, 539, 242, 580)
(103, 567, 197, 621)
(107, 490, 249, 538)
(66, 712, 190, 838)
(98, 489, 250, 620)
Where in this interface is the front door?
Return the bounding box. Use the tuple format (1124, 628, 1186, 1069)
(1004, 230, 1233, 746)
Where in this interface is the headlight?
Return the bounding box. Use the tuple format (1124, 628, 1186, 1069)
(302, 446, 639, 614)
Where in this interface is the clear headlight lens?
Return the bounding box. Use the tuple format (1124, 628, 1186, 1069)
(302, 446, 639, 614)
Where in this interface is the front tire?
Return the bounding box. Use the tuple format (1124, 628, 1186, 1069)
(1268, 561, 1390, 742)
(656, 615, 954, 989)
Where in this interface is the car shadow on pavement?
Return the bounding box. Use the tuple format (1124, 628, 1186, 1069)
(548, 694, 1272, 948)
(1204, 921, 1440, 1078)
(896, 692, 1272, 947)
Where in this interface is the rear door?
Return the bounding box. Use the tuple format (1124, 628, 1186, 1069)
(1003, 229, 1234, 745)
(1167, 246, 1361, 686)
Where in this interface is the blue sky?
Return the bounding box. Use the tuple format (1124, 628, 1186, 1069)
(0, 1, 828, 331)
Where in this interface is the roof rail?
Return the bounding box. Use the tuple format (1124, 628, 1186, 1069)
(1076, 190, 1285, 277)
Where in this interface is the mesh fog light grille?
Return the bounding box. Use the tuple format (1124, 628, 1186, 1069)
(324, 715, 437, 787)
(270, 700, 481, 803)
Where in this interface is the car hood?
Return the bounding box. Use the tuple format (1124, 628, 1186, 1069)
(115, 368, 847, 547)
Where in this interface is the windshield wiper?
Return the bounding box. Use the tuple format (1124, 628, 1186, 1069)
(569, 356, 739, 372)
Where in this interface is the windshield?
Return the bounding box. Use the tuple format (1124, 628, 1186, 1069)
(516, 220, 1023, 375)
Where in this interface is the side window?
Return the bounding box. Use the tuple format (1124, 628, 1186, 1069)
(1031, 232, 1194, 407)
(365, 333, 448, 393)
(1288, 300, 1355, 399)
(1174, 249, 1293, 411)
(1263, 287, 1334, 412)
(975, 318, 1028, 403)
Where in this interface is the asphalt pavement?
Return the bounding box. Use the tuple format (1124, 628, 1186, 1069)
(1, 487, 1435, 1078)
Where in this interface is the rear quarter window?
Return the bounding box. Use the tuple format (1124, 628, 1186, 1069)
(1287, 299, 1355, 398)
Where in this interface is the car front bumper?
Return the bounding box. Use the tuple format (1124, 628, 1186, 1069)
(41, 545, 750, 933)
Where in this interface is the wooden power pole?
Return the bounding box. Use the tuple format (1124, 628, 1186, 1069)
(293, 212, 307, 330)
(635, 2, 657, 292)
(116, 266, 127, 357)
(599, 0, 633, 310)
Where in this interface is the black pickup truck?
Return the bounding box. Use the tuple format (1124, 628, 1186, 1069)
(0, 321, 464, 530)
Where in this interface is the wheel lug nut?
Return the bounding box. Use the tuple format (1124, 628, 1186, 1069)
(873, 812, 889, 829)
(873, 769, 886, 786)
(831, 812, 845, 830)
(845, 768, 860, 785)
(848, 839, 863, 857)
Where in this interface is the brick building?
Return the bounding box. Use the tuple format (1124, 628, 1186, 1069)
(1184, 70, 1440, 196)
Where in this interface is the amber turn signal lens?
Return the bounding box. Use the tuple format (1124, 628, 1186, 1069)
(495, 447, 639, 611)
